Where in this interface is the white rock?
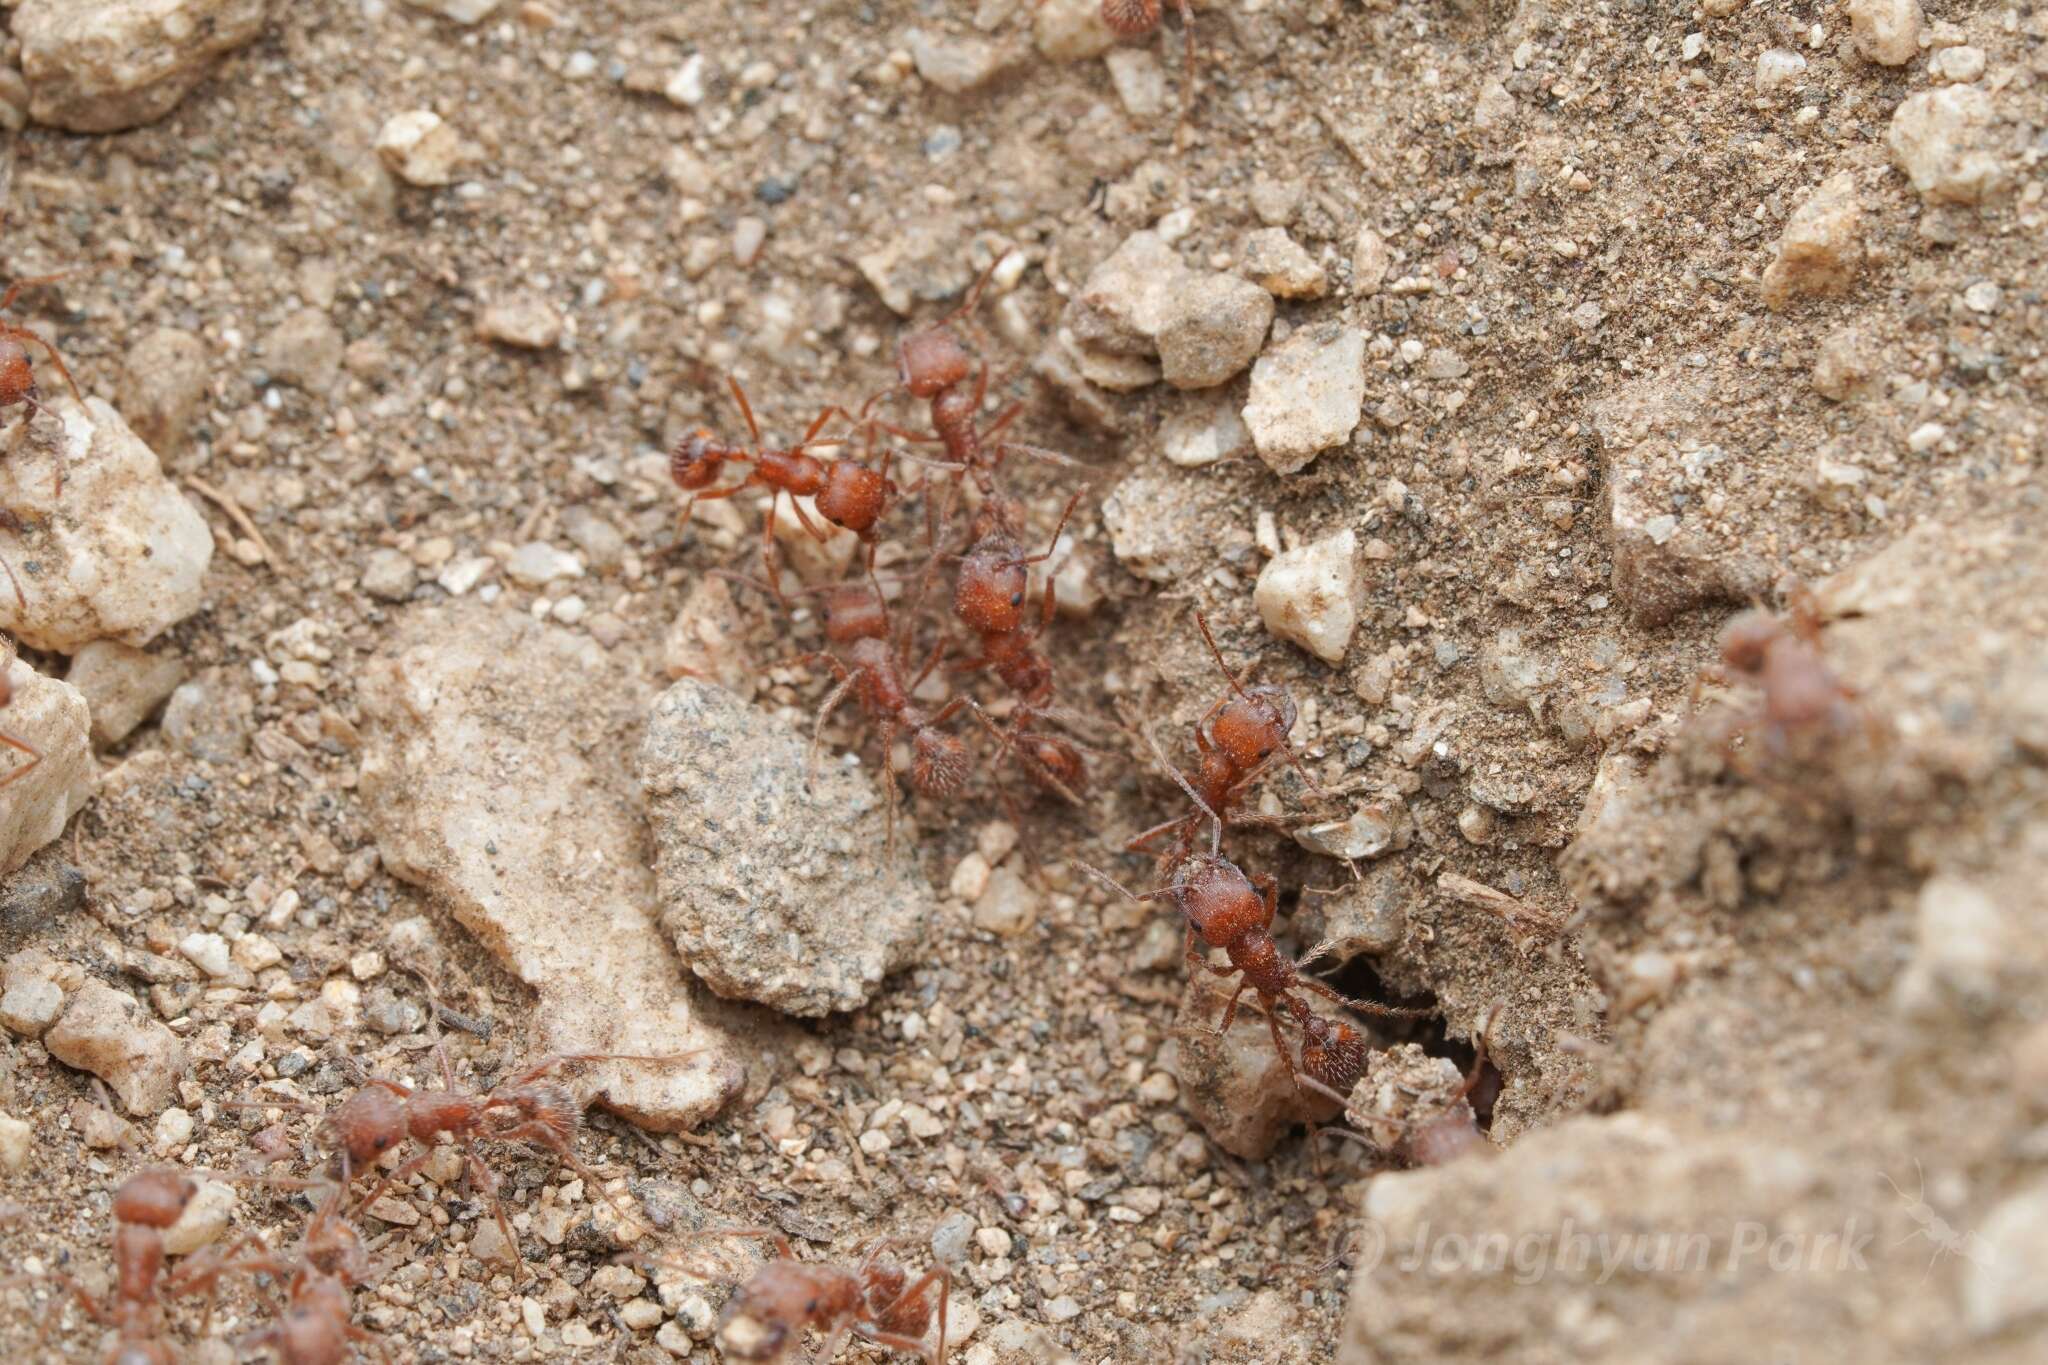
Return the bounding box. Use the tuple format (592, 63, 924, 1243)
(1254, 528, 1364, 664)
(375, 109, 463, 187)
(1352, 227, 1391, 296)
(177, 931, 232, 979)
(504, 541, 583, 587)
(0, 1113, 28, 1173)
(0, 397, 213, 653)
(664, 54, 708, 107)
(1032, 0, 1115, 61)
(905, 28, 1016, 93)
(1294, 800, 1406, 860)
(43, 980, 188, 1115)
(1930, 45, 1986, 83)
(0, 658, 94, 878)
(1761, 171, 1863, 309)
(161, 1179, 237, 1256)
(12, 0, 269, 133)
(358, 605, 748, 1130)
(1242, 324, 1367, 475)
(405, 0, 505, 22)
(1160, 399, 1251, 468)
(477, 295, 563, 350)
(1240, 228, 1327, 299)
(1966, 1179, 2048, 1336)
(1847, 0, 1922, 66)
(1812, 326, 1876, 401)
(1888, 85, 2008, 205)
(64, 640, 185, 747)
(0, 975, 64, 1037)
(1753, 48, 1807, 94)
(1104, 47, 1167, 120)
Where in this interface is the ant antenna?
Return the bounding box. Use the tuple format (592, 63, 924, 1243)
(1121, 709, 1222, 859)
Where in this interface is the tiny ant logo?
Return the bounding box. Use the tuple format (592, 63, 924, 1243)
(1881, 1159, 1995, 1279)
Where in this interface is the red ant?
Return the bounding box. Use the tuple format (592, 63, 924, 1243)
(1086, 851, 1431, 1091)
(1690, 585, 1878, 770)
(1, 1167, 196, 1364)
(2, 274, 82, 473)
(171, 1178, 386, 1364)
(0, 642, 43, 791)
(1123, 611, 1333, 871)
(854, 254, 1092, 526)
(949, 492, 1095, 805)
(657, 1228, 951, 1364)
(238, 1047, 696, 1265)
(673, 379, 950, 604)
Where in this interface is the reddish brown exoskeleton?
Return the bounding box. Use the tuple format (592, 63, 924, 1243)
(1307, 1006, 1502, 1169)
(0, 1168, 198, 1364)
(1086, 852, 1431, 1090)
(673, 379, 946, 604)
(1124, 611, 1331, 871)
(241, 1048, 696, 1263)
(1, 275, 82, 465)
(676, 1228, 952, 1364)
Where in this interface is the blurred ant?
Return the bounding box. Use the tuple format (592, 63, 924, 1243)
(673, 379, 951, 604)
(171, 1177, 386, 1364)
(1689, 585, 1880, 773)
(0, 641, 43, 791)
(0, 1167, 196, 1364)
(1085, 849, 1431, 1092)
(238, 1047, 696, 1264)
(1124, 611, 1332, 872)
(2, 274, 82, 485)
(650, 1227, 951, 1363)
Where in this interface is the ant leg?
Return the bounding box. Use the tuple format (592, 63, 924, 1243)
(1251, 870, 1278, 932)
(1173, 0, 1199, 141)
(0, 728, 42, 791)
(0, 547, 28, 612)
(758, 500, 794, 611)
(3, 322, 81, 403)
(989, 439, 1095, 476)
(815, 1322, 855, 1363)
(1292, 975, 1437, 1019)
(725, 376, 765, 450)
(1266, 1007, 1306, 1092)
(1214, 978, 1254, 1034)
(809, 665, 862, 791)
(351, 1144, 436, 1224)
(782, 494, 829, 542)
(1125, 816, 1190, 854)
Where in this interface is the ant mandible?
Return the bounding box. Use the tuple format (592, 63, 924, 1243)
(0, 1167, 197, 1364)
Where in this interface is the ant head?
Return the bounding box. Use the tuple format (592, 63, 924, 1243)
(1173, 854, 1258, 940)
(718, 1267, 808, 1359)
(1210, 684, 1298, 771)
(912, 728, 970, 796)
(277, 1283, 352, 1360)
(1718, 611, 1779, 674)
(953, 544, 1028, 635)
(898, 328, 972, 398)
(669, 429, 726, 490)
(821, 584, 889, 645)
(815, 462, 887, 534)
(114, 1169, 197, 1228)
(318, 1087, 408, 1170)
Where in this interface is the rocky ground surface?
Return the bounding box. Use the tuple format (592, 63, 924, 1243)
(2, 0, 2046, 1362)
